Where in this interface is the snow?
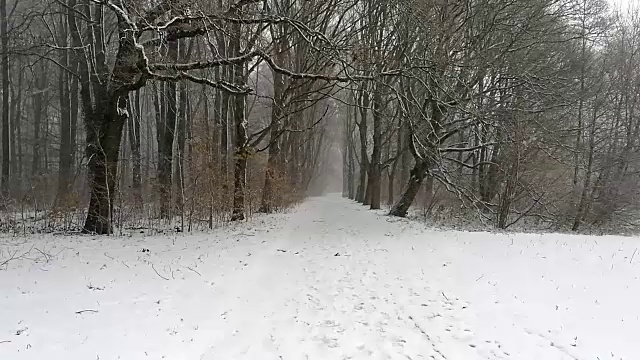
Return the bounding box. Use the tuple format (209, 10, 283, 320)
(1, 194, 638, 360)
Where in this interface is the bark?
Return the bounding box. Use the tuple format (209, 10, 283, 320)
(356, 89, 369, 203)
(175, 81, 187, 212)
(259, 68, 285, 213)
(230, 21, 248, 221)
(71, 0, 148, 233)
(497, 160, 518, 229)
(342, 109, 349, 198)
(479, 126, 502, 204)
(155, 81, 172, 218)
(572, 105, 598, 231)
(230, 93, 248, 221)
(156, 39, 179, 218)
(44, 109, 50, 175)
(388, 117, 402, 206)
(32, 62, 48, 177)
(389, 160, 429, 217)
(399, 118, 411, 187)
(217, 35, 231, 184)
(347, 131, 356, 199)
(220, 77, 230, 183)
(70, 60, 79, 177)
(387, 172, 394, 206)
(83, 96, 128, 234)
(369, 85, 382, 210)
(175, 39, 193, 212)
(0, 0, 8, 199)
(573, 15, 587, 188)
(10, 67, 22, 188)
(390, 96, 444, 217)
(127, 90, 142, 206)
(364, 169, 373, 205)
(57, 36, 73, 203)
(15, 71, 22, 181)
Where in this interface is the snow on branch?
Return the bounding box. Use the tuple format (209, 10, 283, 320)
(150, 50, 401, 82)
(150, 71, 251, 94)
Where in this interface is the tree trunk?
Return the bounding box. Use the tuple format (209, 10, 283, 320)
(389, 160, 428, 217)
(259, 68, 284, 213)
(154, 83, 169, 218)
(231, 91, 248, 221)
(70, 60, 79, 179)
(156, 40, 179, 218)
(175, 81, 187, 212)
(32, 62, 48, 177)
(230, 21, 248, 221)
(572, 104, 598, 231)
(364, 168, 373, 206)
(342, 116, 349, 198)
(0, 0, 9, 199)
(347, 130, 355, 199)
(497, 163, 517, 229)
(215, 1, 230, 189)
(387, 117, 402, 206)
(10, 67, 22, 190)
(369, 85, 382, 210)
(57, 42, 73, 203)
(387, 171, 395, 206)
(15, 71, 23, 183)
(400, 119, 411, 187)
(127, 90, 142, 207)
(83, 96, 128, 234)
(356, 90, 369, 203)
(175, 39, 192, 213)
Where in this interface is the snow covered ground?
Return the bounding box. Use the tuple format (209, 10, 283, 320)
(1, 194, 638, 360)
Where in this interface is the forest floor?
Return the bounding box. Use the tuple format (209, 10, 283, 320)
(0, 194, 638, 360)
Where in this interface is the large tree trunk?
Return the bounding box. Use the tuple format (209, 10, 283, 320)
(364, 168, 373, 205)
(572, 105, 598, 231)
(175, 39, 192, 213)
(342, 109, 349, 198)
(220, 78, 230, 191)
(390, 97, 442, 218)
(175, 81, 187, 212)
(387, 172, 394, 206)
(259, 68, 285, 213)
(127, 89, 142, 207)
(156, 39, 179, 218)
(389, 160, 429, 217)
(0, 0, 9, 199)
(9, 68, 22, 190)
(356, 90, 369, 203)
(230, 91, 248, 221)
(387, 117, 402, 206)
(215, 0, 230, 196)
(70, 60, 79, 180)
(67, 0, 144, 234)
(83, 96, 128, 234)
(32, 62, 48, 178)
(57, 40, 74, 203)
(369, 85, 383, 210)
(347, 131, 355, 200)
(15, 70, 23, 183)
(230, 21, 248, 221)
(157, 81, 175, 219)
(399, 119, 411, 188)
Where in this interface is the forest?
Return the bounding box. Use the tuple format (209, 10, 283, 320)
(0, 0, 638, 234)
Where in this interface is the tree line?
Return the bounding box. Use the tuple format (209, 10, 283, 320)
(0, 0, 638, 234)
(341, 0, 640, 232)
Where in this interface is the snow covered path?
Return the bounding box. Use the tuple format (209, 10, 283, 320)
(1, 194, 639, 360)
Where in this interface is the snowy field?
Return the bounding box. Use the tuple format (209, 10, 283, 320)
(0, 194, 638, 360)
